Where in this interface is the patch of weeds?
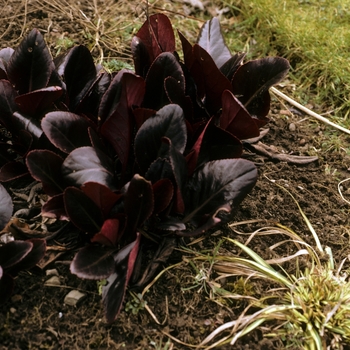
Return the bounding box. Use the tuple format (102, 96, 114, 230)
(199, 186, 350, 349)
(102, 59, 134, 73)
(96, 279, 107, 295)
(54, 36, 74, 56)
(125, 292, 147, 315)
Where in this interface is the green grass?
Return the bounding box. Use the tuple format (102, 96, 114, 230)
(220, 0, 350, 123)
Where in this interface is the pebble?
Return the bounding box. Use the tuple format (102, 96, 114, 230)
(288, 123, 296, 132)
(64, 290, 86, 306)
(10, 307, 16, 314)
(299, 138, 307, 146)
(45, 276, 61, 286)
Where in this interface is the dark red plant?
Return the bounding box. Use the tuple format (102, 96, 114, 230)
(0, 14, 290, 322)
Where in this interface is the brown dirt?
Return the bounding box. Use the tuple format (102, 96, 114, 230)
(1, 1, 350, 349)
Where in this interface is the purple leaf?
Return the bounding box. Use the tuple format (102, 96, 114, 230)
(232, 57, 290, 120)
(191, 44, 232, 113)
(0, 60, 8, 80)
(64, 186, 103, 233)
(187, 117, 242, 174)
(7, 29, 54, 94)
(164, 76, 194, 121)
(0, 240, 32, 270)
(131, 36, 151, 77)
(0, 80, 18, 131)
(0, 183, 13, 230)
(62, 146, 116, 189)
(152, 179, 174, 214)
(26, 150, 65, 196)
(42, 111, 93, 153)
(184, 158, 257, 225)
(220, 90, 260, 140)
(81, 182, 122, 219)
(220, 52, 246, 82)
(124, 175, 153, 233)
(70, 245, 115, 280)
(9, 238, 46, 274)
(135, 104, 186, 173)
(91, 219, 122, 247)
(99, 70, 144, 124)
(143, 52, 185, 111)
(63, 45, 97, 112)
(197, 17, 232, 69)
(133, 14, 175, 63)
(100, 72, 145, 172)
(160, 137, 187, 214)
(133, 107, 157, 129)
(0, 161, 29, 182)
(42, 194, 68, 220)
(15, 86, 63, 115)
(102, 232, 141, 323)
(0, 47, 14, 63)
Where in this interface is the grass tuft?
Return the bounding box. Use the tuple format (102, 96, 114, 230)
(220, 0, 350, 123)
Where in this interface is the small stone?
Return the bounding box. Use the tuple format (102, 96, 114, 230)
(64, 290, 86, 306)
(45, 276, 61, 286)
(288, 123, 296, 132)
(46, 269, 59, 276)
(299, 138, 307, 146)
(10, 307, 16, 313)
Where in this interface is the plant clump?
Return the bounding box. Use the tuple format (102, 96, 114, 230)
(0, 13, 289, 322)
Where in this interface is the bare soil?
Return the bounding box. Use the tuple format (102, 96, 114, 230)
(1, 1, 350, 349)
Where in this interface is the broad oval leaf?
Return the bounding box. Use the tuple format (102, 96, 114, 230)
(220, 52, 246, 82)
(10, 238, 46, 273)
(232, 57, 290, 120)
(62, 146, 116, 189)
(191, 44, 232, 114)
(91, 219, 121, 247)
(70, 245, 115, 280)
(134, 104, 186, 173)
(42, 111, 93, 153)
(26, 150, 65, 196)
(197, 17, 232, 69)
(42, 194, 68, 220)
(0, 161, 29, 182)
(143, 52, 185, 111)
(7, 29, 54, 94)
(134, 13, 175, 63)
(0, 240, 32, 270)
(81, 182, 122, 219)
(15, 86, 63, 115)
(64, 186, 103, 233)
(0, 184, 13, 231)
(100, 72, 145, 171)
(63, 45, 97, 112)
(220, 90, 260, 140)
(102, 232, 140, 323)
(124, 174, 154, 234)
(184, 158, 258, 225)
